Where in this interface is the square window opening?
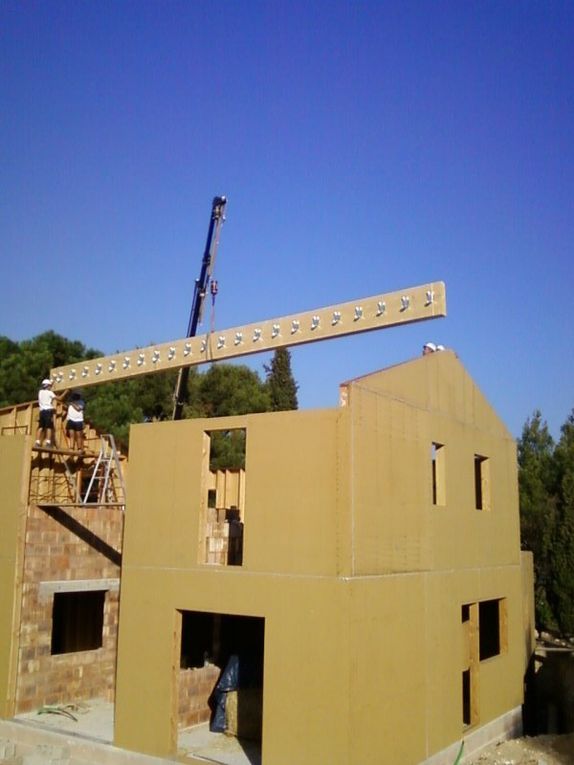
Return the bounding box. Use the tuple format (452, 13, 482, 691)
(208, 429, 246, 472)
(51, 590, 105, 655)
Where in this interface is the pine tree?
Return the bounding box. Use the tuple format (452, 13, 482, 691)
(517, 410, 558, 629)
(549, 411, 574, 634)
(264, 348, 299, 411)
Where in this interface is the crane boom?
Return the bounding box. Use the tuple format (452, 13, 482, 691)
(172, 196, 227, 420)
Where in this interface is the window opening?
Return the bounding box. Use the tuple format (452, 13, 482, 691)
(474, 454, 490, 511)
(479, 598, 504, 660)
(461, 601, 479, 728)
(462, 669, 471, 726)
(202, 430, 246, 566)
(51, 590, 105, 654)
(431, 442, 445, 505)
(460, 598, 507, 728)
(209, 429, 246, 471)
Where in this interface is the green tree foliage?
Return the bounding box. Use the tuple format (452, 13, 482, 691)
(264, 348, 299, 411)
(81, 364, 269, 455)
(208, 429, 247, 471)
(83, 370, 180, 450)
(549, 411, 574, 634)
(196, 364, 271, 470)
(517, 411, 558, 628)
(518, 408, 574, 635)
(196, 364, 271, 418)
(0, 334, 272, 456)
(0, 331, 100, 407)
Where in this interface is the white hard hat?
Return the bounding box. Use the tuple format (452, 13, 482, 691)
(423, 342, 437, 352)
(41, 379, 53, 387)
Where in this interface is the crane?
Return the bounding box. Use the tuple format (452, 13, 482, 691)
(172, 196, 227, 420)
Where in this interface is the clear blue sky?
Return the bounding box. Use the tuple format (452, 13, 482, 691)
(1, 1, 572, 439)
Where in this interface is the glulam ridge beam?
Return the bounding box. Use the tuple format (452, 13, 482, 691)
(50, 281, 446, 390)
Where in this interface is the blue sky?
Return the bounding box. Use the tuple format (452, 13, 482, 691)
(1, 1, 572, 439)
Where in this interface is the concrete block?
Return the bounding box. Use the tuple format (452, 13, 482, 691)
(0, 739, 17, 758)
(22, 744, 70, 765)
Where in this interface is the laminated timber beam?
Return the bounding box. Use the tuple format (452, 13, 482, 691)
(50, 281, 446, 391)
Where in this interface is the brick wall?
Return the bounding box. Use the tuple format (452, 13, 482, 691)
(15, 504, 123, 713)
(204, 508, 230, 565)
(177, 664, 221, 729)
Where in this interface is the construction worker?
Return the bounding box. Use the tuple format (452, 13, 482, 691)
(34, 379, 67, 448)
(422, 342, 437, 355)
(65, 392, 85, 452)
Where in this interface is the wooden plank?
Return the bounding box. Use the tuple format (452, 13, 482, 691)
(31, 445, 94, 458)
(500, 597, 509, 654)
(469, 602, 480, 726)
(49, 281, 446, 391)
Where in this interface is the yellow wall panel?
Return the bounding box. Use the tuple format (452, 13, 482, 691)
(0, 437, 29, 717)
(111, 351, 530, 763)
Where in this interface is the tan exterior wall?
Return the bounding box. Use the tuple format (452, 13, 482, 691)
(0, 437, 29, 717)
(1, 352, 532, 765)
(342, 351, 520, 575)
(423, 567, 524, 754)
(520, 551, 536, 669)
(346, 570, 522, 763)
(115, 409, 350, 758)
(116, 570, 350, 761)
(114, 353, 528, 764)
(115, 559, 525, 764)
(121, 410, 344, 577)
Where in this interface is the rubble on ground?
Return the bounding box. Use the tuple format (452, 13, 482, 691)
(468, 734, 574, 765)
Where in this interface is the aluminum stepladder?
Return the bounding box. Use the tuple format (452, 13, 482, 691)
(81, 434, 126, 508)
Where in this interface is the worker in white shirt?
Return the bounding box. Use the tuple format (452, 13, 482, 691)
(65, 392, 85, 452)
(34, 379, 68, 448)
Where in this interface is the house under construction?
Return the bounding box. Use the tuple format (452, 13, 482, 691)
(0, 341, 535, 764)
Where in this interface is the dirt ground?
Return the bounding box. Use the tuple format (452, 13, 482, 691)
(468, 733, 574, 764)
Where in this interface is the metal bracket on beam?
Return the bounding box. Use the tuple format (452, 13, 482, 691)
(50, 281, 446, 390)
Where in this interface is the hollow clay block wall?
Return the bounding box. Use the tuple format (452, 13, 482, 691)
(178, 663, 221, 728)
(15, 505, 123, 713)
(204, 508, 229, 565)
